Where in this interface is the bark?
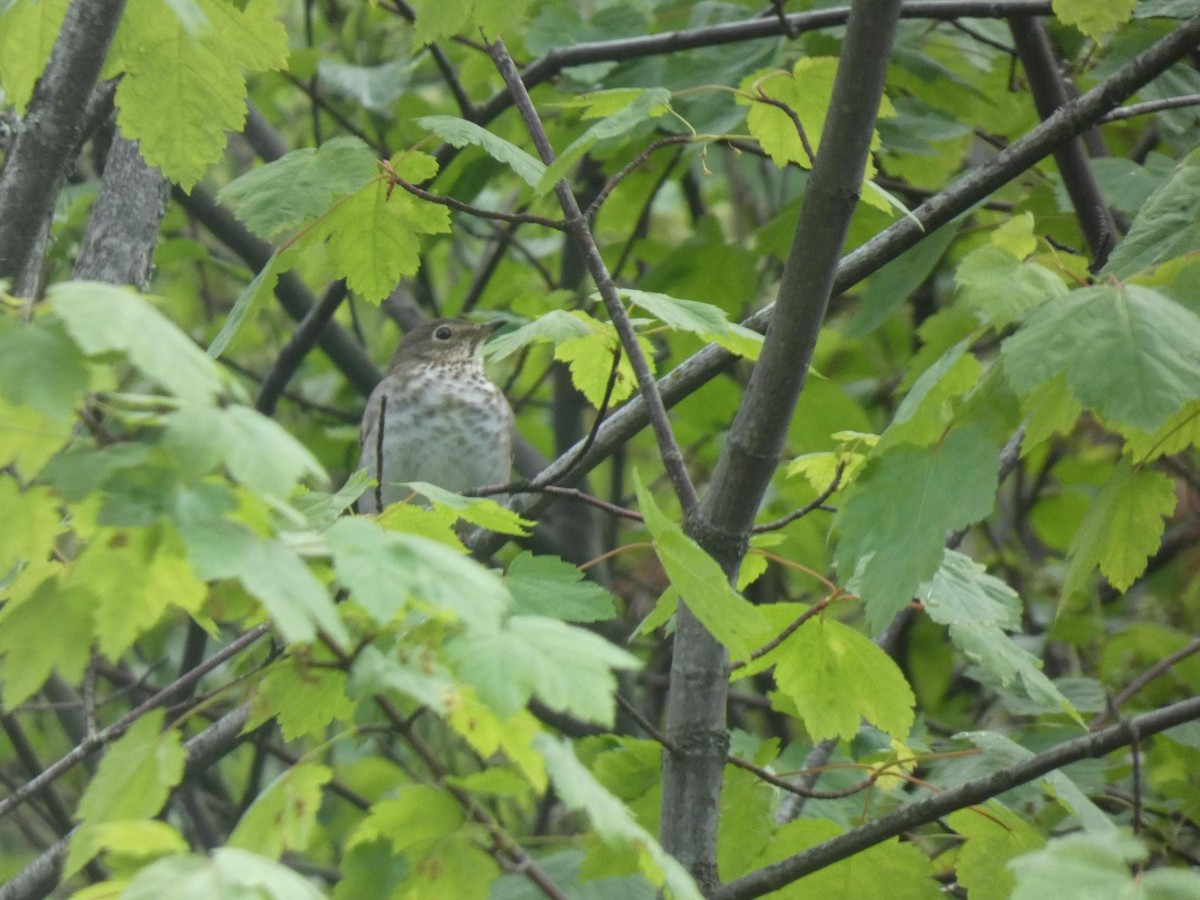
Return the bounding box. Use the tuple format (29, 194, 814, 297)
(0, 0, 127, 292)
(658, 0, 905, 888)
(73, 133, 169, 288)
(1009, 15, 1118, 267)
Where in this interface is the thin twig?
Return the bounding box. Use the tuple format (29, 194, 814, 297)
(1101, 92, 1200, 122)
(752, 462, 845, 533)
(727, 754, 878, 800)
(728, 597, 834, 672)
(383, 165, 567, 230)
(278, 71, 385, 156)
(0, 625, 271, 822)
(618, 692, 881, 801)
(319, 638, 571, 900)
(753, 92, 817, 166)
(256, 279, 349, 416)
(947, 18, 1016, 55)
(585, 134, 696, 219)
(487, 37, 701, 518)
(1090, 636, 1200, 729)
(425, 43, 477, 120)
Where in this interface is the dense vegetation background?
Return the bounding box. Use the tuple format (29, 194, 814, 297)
(2, 0, 1200, 897)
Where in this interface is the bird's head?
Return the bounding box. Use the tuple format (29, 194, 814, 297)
(387, 318, 504, 371)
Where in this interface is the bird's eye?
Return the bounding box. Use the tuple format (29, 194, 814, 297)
(434, 326, 453, 341)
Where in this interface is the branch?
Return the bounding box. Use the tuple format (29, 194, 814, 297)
(256, 279, 349, 416)
(0, 0, 127, 291)
(0, 704, 254, 900)
(486, 38, 701, 518)
(1009, 15, 1118, 268)
(469, 14, 1200, 560)
(750, 463, 844, 534)
(464, 2, 1054, 139)
(1090, 636, 1200, 729)
(657, 3, 904, 886)
(383, 166, 567, 230)
(713, 694, 1200, 900)
(73, 130, 170, 289)
(0, 625, 269, 822)
(1102, 92, 1200, 122)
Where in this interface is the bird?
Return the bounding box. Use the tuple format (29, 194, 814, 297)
(356, 318, 513, 513)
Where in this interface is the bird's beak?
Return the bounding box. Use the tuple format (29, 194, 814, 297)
(484, 319, 506, 335)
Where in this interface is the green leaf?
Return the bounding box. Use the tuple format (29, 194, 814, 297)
(71, 524, 207, 660)
(217, 136, 379, 239)
(245, 661, 355, 741)
(964, 732, 1115, 832)
(535, 735, 702, 900)
(485, 309, 599, 361)
(0, 0, 69, 113)
(107, 0, 288, 189)
(751, 817, 937, 900)
(1053, 0, 1136, 40)
(505, 552, 617, 622)
(744, 58, 891, 173)
(350, 784, 464, 854)
(1119, 398, 1200, 462)
(51, 282, 224, 404)
(490, 849, 657, 900)
(325, 517, 509, 629)
(1104, 148, 1200, 278)
(317, 57, 415, 114)
(835, 425, 1000, 634)
(306, 176, 451, 302)
(0, 578, 92, 707)
(848, 221, 959, 336)
(163, 405, 327, 499)
(485, 309, 645, 407)
(401, 481, 532, 535)
(0, 480, 60, 576)
(717, 766, 776, 881)
(448, 616, 639, 723)
(1062, 461, 1177, 599)
(65, 820, 187, 881)
(773, 618, 915, 742)
(408, 0, 533, 45)
(633, 470, 772, 661)
(1003, 283, 1200, 433)
(1009, 831, 1154, 900)
(417, 115, 546, 187)
(229, 763, 331, 859)
(882, 340, 981, 449)
(1019, 374, 1082, 454)
(77, 710, 186, 825)
(348, 645, 458, 714)
(0, 315, 89, 419)
(207, 252, 282, 359)
(919, 550, 1076, 716)
(947, 804, 1045, 900)
(954, 245, 1067, 328)
(535, 88, 672, 195)
(555, 328, 646, 407)
(122, 848, 325, 900)
(238, 537, 348, 647)
(0, 395, 74, 476)
(621, 289, 764, 359)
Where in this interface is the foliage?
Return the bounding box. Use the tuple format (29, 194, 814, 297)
(2, 0, 1200, 898)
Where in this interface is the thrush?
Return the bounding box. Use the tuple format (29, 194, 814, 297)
(356, 318, 513, 513)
